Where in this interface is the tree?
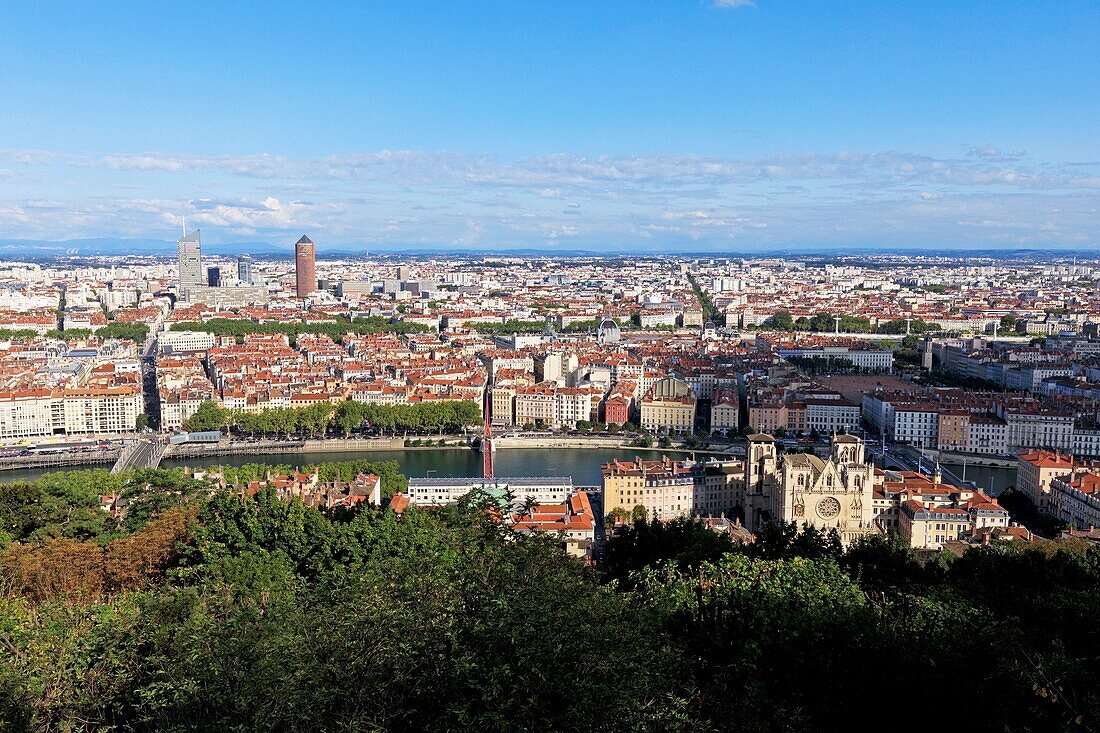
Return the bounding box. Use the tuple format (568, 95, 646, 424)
(472, 319, 545, 336)
(135, 413, 150, 431)
(184, 401, 228, 433)
(766, 310, 794, 331)
(96, 322, 150, 342)
(171, 316, 428, 344)
(334, 401, 367, 437)
(603, 517, 736, 587)
(839, 532, 931, 593)
(2, 476, 1100, 731)
(606, 507, 631, 527)
(749, 521, 843, 561)
(631, 504, 648, 523)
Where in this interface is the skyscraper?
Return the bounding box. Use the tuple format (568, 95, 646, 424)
(238, 253, 253, 284)
(177, 229, 202, 297)
(207, 267, 221, 287)
(295, 235, 316, 298)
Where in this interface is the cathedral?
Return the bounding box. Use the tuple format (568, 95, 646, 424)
(744, 433, 877, 545)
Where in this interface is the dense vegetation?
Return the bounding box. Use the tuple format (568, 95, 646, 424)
(1, 469, 1098, 731)
(170, 316, 429, 344)
(216, 459, 408, 498)
(183, 399, 483, 437)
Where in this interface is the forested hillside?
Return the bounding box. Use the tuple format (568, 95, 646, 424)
(0, 468, 1097, 731)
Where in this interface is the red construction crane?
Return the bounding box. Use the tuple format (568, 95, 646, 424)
(481, 384, 495, 479)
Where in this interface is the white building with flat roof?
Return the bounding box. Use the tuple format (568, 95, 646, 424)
(406, 476, 574, 508)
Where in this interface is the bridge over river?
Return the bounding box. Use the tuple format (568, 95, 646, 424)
(111, 438, 166, 474)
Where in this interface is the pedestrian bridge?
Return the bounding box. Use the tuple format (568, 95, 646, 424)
(111, 438, 166, 474)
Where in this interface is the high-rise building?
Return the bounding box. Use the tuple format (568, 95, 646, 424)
(177, 230, 203, 297)
(238, 253, 254, 284)
(207, 267, 221, 287)
(295, 235, 316, 298)
(397, 265, 413, 281)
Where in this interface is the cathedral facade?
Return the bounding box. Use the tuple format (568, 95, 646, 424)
(745, 433, 877, 545)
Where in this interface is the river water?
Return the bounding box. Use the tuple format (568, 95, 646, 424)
(1, 448, 1018, 496)
(2, 447, 684, 487)
(940, 462, 1017, 496)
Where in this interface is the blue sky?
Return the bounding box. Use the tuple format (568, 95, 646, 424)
(1, 0, 1098, 251)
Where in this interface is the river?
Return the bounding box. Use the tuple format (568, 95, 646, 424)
(2, 447, 687, 487)
(940, 462, 1017, 496)
(1, 447, 1018, 497)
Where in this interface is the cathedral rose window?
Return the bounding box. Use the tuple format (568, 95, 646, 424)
(816, 496, 841, 519)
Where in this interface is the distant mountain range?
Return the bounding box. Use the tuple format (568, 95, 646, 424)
(0, 237, 1095, 261)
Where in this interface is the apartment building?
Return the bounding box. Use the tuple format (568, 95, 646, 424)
(0, 384, 143, 439)
(1017, 450, 1075, 512)
(639, 376, 697, 434)
(602, 456, 703, 521)
(709, 388, 740, 431)
(1049, 472, 1100, 531)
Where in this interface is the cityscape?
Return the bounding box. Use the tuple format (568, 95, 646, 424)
(4, 239, 1100, 549)
(2, 2, 1100, 731)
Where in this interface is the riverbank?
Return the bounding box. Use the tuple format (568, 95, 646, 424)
(907, 448, 1017, 469)
(162, 435, 742, 459)
(494, 435, 739, 455)
(165, 437, 408, 458)
(0, 449, 119, 472)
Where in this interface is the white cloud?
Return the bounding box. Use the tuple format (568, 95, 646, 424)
(5, 148, 1098, 195)
(710, 0, 755, 7)
(0, 145, 1098, 249)
(968, 147, 1026, 161)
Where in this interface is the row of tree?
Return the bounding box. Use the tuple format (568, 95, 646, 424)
(686, 272, 722, 324)
(183, 399, 483, 437)
(170, 316, 428, 344)
(471, 319, 547, 335)
(785, 355, 891, 375)
(0, 322, 151, 344)
(0, 328, 40, 340)
(95, 322, 150, 341)
(762, 310, 942, 334)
